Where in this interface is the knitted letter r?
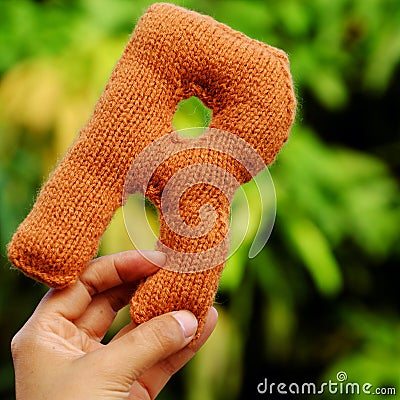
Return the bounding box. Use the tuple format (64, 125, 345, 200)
(8, 3, 296, 336)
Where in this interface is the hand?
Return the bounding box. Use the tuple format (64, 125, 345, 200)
(11, 251, 218, 399)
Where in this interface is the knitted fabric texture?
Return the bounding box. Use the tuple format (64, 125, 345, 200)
(7, 3, 296, 335)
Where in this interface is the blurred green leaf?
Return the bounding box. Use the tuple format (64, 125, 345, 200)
(172, 96, 212, 134)
(285, 217, 343, 296)
(325, 310, 400, 399)
(184, 307, 243, 400)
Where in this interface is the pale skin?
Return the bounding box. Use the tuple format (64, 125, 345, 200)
(11, 250, 218, 399)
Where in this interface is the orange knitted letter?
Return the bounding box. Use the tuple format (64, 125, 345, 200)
(8, 3, 296, 334)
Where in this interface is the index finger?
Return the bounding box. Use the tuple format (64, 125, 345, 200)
(36, 250, 165, 320)
(81, 250, 165, 296)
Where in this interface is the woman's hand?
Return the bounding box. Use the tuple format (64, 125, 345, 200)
(11, 251, 218, 399)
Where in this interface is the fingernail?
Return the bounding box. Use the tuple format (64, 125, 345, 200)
(172, 311, 198, 339)
(140, 250, 167, 267)
(210, 306, 218, 319)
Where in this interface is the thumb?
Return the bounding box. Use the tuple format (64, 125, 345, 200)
(82, 311, 198, 388)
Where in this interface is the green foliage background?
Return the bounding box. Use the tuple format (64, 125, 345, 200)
(1, 0, 399, 398)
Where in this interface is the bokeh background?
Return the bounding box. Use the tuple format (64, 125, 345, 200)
(1, 0, 400, 398)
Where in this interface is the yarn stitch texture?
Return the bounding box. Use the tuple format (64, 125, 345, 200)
(7, 3, 296, 336)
